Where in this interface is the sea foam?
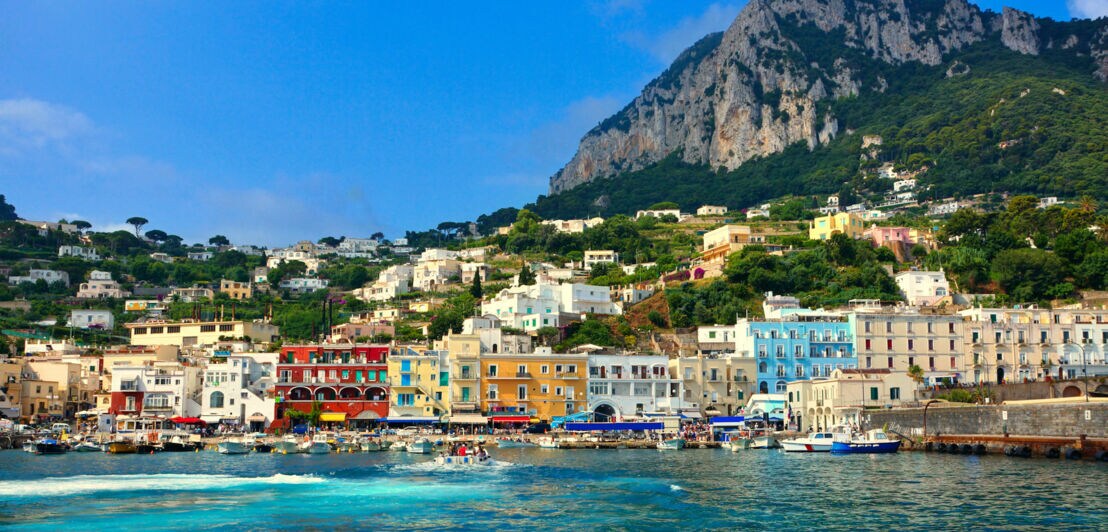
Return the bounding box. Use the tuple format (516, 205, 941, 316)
(0, 473, 324, 498)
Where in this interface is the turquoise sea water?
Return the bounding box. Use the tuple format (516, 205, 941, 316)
(0, 448, 1104, 530)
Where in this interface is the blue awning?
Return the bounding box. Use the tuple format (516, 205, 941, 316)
(710, 416, 745, 426)
(565, 422, 664, 432)
(381, 417, 440, 424)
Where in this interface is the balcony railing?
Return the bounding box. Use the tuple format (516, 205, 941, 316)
(555, 372, 580, 378)
(515, 372, 533, 378)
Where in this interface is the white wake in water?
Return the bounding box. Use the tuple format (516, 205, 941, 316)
(0, 473, 324, 498)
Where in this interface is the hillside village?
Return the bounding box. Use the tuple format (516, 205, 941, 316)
(1, 189, 1107, 433)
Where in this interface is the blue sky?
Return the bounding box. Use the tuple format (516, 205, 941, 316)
(0, 1, 1093, 246)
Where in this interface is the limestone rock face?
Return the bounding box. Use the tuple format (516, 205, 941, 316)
(549, 0, 1106, 195)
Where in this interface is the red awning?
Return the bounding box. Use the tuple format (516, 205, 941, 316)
(170, 416, 207, 425)
(490, 415, 530, 423)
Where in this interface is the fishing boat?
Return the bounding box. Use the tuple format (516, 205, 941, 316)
(22, 440, 36, 453)
(273, 435, 301, 455)
(748, 428, 780, 449)
(830, 428, 901, 454)
(107, 440, 137, 454)
(407, 438, 434, 454)
(248, 433, 273, 453)
(33, 438, 68, 454)
(300, 434, 332, 454)
(656, 438, 686, 450)
(161, 435, 194, 452)
(728, 437, 753, 451)
(217, 437, 251, 455)
(388, 440, 408, 452)
(72, 440, 103, 452)
(434, 454, 493, 467)
(360, 440, 382, 452)
(781, 431, 836, 452)
(495, 438, 536, 448)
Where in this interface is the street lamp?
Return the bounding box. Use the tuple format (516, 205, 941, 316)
(1062, 340, 1091, 402)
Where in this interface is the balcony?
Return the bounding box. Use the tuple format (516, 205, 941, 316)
(515, 372, 533, 378)
(555, 372, 580, 378)
(452, 370, 478, 380)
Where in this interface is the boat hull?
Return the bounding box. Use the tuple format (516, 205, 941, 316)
(107, 442, 136, 454)
(361, 442, 382, 452)
(751, 436, 779, 449)
(273, 441, 301, 454)
(781, 440, 833, 452)
(161, 442, 194, 452)
(407, 441, 434, 454)
(830, 441, 901, 454)
(434, 455, 492, 467)
(303, 442, 332, 454)
(72, 442, 103, 452)
(217, 442, 251, 455)
(657, 439, 685, 450)
(34, 442, 68, 454)
(728, 439, 753, 451)
(496, 440, 536, 449)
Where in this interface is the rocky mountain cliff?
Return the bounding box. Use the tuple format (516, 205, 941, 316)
(549, 0, 1108, 195)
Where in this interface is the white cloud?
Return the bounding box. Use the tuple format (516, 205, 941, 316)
(1067, 0, 1108, 19)
(0, 98, 94, 154)
(622, 3, 741, 64)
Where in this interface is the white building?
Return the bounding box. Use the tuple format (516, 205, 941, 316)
(583, 250, 619, 270)
(77, 270, 129, 299)
(69, 309, 114, 329)
(355, 264, 414, 302)
(615, 284, 655, 305)
(587, 353, 683, 420)
(420, 248, 459, 262)
(893, 179, 917, 192)
(231, 245, 264, 256)
(266, 253, 326, 275)
(481, 281, 621, 331)
(58, 245, 100, 261)
(635, 209, 685, 221)
(200, 353, 277, 429)
(111, 361, 202, 417)
(1038, 197, 1060, 209)
(460, 263, 489, 284)
(412, 259, 462, 291)
(696, 205, 728, 216)
(541, 217, 604, 234)
(8, 269, 70, 287)
(895, 270, 950, 307)
(187, 251, 214, 262)
(928, 200, 964, 217)
(278, 277, 329, 294)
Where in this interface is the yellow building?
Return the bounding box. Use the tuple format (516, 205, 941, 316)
(701, 225, 765, 262)
(808, 212, 865, 241)
(387, 348, 450, 420)
(479, 348, 588, 423)
(125, 319, 279, 347)
(219, 279, 253, 300)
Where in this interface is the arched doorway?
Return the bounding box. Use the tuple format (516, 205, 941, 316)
(996, 367, 1005, 384)
(593, 403, 617, 422)
(759, 381, 769, 393)
(1061, 385, 1083, 398)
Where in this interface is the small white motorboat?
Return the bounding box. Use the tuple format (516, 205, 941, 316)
(360, 439, 382, 452)
(300, 434, 332, 455)
(388, 440, 408, 452)
(656, 438, 686, 450)
(217, 437, 251, 455)
(72, 440, 104, 452)
(407, 438, 434, 454)
(273, 435, 301, 454)
(781, 432, 835, 452)
(537, 437, 559, 449)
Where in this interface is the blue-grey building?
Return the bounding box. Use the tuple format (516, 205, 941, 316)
(735, 313, 856, 394)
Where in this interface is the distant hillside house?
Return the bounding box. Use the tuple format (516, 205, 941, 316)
(701, 225, 765, 262)
(583, 250, 619, 270)
(809, 213, 865, 241)
(69, 309, 114, 330)
(58, 245, 100, 261)
(696, 205, 728, 216)
(8, 269, 70, 287)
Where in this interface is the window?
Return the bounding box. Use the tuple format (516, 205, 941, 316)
(927, 322, 933, 333)
(540, 384, 549, 394)
(950, 357, 956, 369)
(200, 325, 216, 332)
(887, 339, 893, 350)
(167, 326, 180, 333)
(517, 385, 527, 400)
(556, 386, 565, 397)
(864, 321, 871, 333)
(870, 387, 879, 401)
(210, 391, 225, 408)
(150, 326, 163, 334)
(907, 339, 914, 351)
(865, 339, 871, 351)
(885, 321, 892, 333)
(928, 340, 934, 351)
(887, 357, 893, 368)
(541, 365, 549, 374)
(949, 339, 955, 351)
(865, 357, 872, 369)
(487, 365, 498, 377)
(890, 387, 901, 400)
(219, 324, 233, 332)
(487, 384, 498, 399)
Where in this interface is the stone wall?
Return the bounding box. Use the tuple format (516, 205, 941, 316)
(865, 402, 1108, 438)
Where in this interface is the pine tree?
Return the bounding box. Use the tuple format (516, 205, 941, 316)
(517, 263, 536, 286)
(470, 274, 483, 299)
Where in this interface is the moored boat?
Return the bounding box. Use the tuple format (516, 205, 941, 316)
(217, 438, 251, 455)
(161, 435, 194, 452)
(656, 438, 685, 450)
(34, 438, 68, 454)
(830, 428, 901, 454)
(22, 441, 36, 453)
(537, 437, 558, 449)
(388, 440, 407, 452)
(407, 438, 434, 454)
(300, 434, 332, 454)
(728, 437, 753, 451)
(107, 440, 137, 454)
(495, 438, 536, 448)
(781, 432, 835, 452)
(273, 435, 301, 455)
(72, 440, 103, 452)
(360, 440, 382, 452)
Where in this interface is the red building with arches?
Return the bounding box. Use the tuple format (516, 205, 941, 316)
(274, 344, 389, 427)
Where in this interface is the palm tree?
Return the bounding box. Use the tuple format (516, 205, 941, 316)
(125, 216, 148, 237)
(1078, 196, 1097, 214)
(907, 364, 925, 400)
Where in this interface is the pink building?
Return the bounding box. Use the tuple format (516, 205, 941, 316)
(865, 226, 915, 248)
